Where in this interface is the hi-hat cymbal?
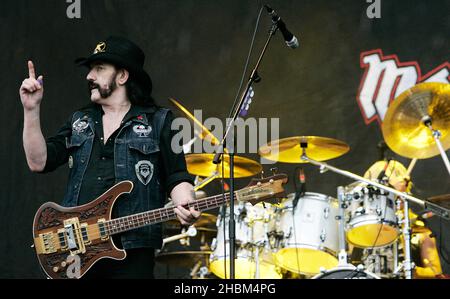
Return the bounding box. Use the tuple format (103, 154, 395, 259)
(382, 82, 450, 159)
(169, 98, 220, 146)
(185, 153, 262, 178)
(155, 251, 212, 268)
(258, 136, 350, 163)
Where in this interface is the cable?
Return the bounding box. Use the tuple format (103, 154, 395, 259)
(291, 167, 304, 274)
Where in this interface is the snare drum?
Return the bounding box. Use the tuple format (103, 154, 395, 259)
(274, 192, 339, 275)
(209, 202, 281, 279)
(345, 182, 399, 248)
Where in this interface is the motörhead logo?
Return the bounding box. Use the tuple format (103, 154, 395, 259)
(72, 118, 89, 133)
(357, 49, 449, 126)
(133, 124, 152, 137)
(93, 42, 106, 54)
(135, 160, 154, 185)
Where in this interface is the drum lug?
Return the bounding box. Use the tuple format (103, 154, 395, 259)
(323, 207, 330, 219)
(355, 207, 365, 216)
(320, 229, 326, 242)
(376, 208, 382, 216)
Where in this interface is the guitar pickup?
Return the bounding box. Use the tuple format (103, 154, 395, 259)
(80, 223, 91, 245)
(57, 228, 68, 250)
(97, 218, 109, 241)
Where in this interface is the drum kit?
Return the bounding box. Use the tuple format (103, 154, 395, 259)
(156, 82, 450, 279)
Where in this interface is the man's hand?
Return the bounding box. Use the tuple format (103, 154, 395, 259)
(20, 60, 44, 111)
(171, 182, 201, 226)
(174, 204, 201, 226)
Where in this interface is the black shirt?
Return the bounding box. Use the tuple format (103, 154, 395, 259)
(43, 103, 194, 205)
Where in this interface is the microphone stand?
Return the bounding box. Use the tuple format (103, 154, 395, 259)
(212, 21, 281, 279)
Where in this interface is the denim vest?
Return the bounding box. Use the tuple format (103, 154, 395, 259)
(62, 107, 169, 250)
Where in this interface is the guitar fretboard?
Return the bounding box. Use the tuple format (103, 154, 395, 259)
(104, 192, 234, 235)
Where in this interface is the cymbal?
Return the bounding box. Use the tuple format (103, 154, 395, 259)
(169, 98, 220, 146)
(164, 213, 217, 229)
(258, 136, 350, 163)
(185, 153, 262, 178)
(155, 251, 212, 268)
(382, 82, 450, 159)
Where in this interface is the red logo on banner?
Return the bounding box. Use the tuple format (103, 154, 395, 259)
(357, 49, 449, 126)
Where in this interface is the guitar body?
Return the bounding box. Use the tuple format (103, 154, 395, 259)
(32, 181, 133, 279)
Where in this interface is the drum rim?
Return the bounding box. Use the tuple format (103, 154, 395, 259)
(347, 217, 399, 228)
(311, 266, 381, 279)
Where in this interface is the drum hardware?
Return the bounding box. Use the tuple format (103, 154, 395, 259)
(194, 172, 219, 191)
(393, 198, 415, 279)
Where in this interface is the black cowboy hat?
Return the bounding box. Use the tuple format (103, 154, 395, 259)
(75, 36, 152, 95)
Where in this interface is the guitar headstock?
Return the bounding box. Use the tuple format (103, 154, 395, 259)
(236, 174, 288, 205)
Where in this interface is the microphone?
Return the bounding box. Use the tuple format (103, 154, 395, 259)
(377, 159, 392, 182)
(377, 140, 388, 161)
(293, 168, 306, 210)
(264, 5, 299, 49)
(299, 168, 306, 196)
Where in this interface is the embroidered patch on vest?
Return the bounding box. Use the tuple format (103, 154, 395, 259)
(133, 124, 152, 137)
(135, 160, 154, 185)
(73, 118, 89, 133)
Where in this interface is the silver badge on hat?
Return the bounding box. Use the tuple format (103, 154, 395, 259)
(135, 160, 154, 185)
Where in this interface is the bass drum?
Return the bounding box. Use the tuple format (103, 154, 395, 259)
(312, 266, 380, 279)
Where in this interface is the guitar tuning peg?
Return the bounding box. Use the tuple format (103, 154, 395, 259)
(270, 167, 278, 175)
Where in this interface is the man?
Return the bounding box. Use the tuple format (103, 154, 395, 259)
(20, 36, 200, 278)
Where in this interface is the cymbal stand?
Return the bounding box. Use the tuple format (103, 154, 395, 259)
(194, 171, 219, 191)
(423, 116, 450, 177)
(393, 198, 414, 279)
(336, 186, 352, 267)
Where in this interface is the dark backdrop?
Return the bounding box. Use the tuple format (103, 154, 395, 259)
(0, 0, 449, 278)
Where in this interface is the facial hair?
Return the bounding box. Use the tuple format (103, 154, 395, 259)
(88, 72, 118, 99)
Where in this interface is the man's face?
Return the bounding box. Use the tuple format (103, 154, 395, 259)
(86, 62, 118, 102)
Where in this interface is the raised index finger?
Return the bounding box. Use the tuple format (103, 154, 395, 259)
(28, 60, 36, 79)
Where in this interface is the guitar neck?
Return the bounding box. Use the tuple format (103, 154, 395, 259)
(105, 192, 235, 236)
